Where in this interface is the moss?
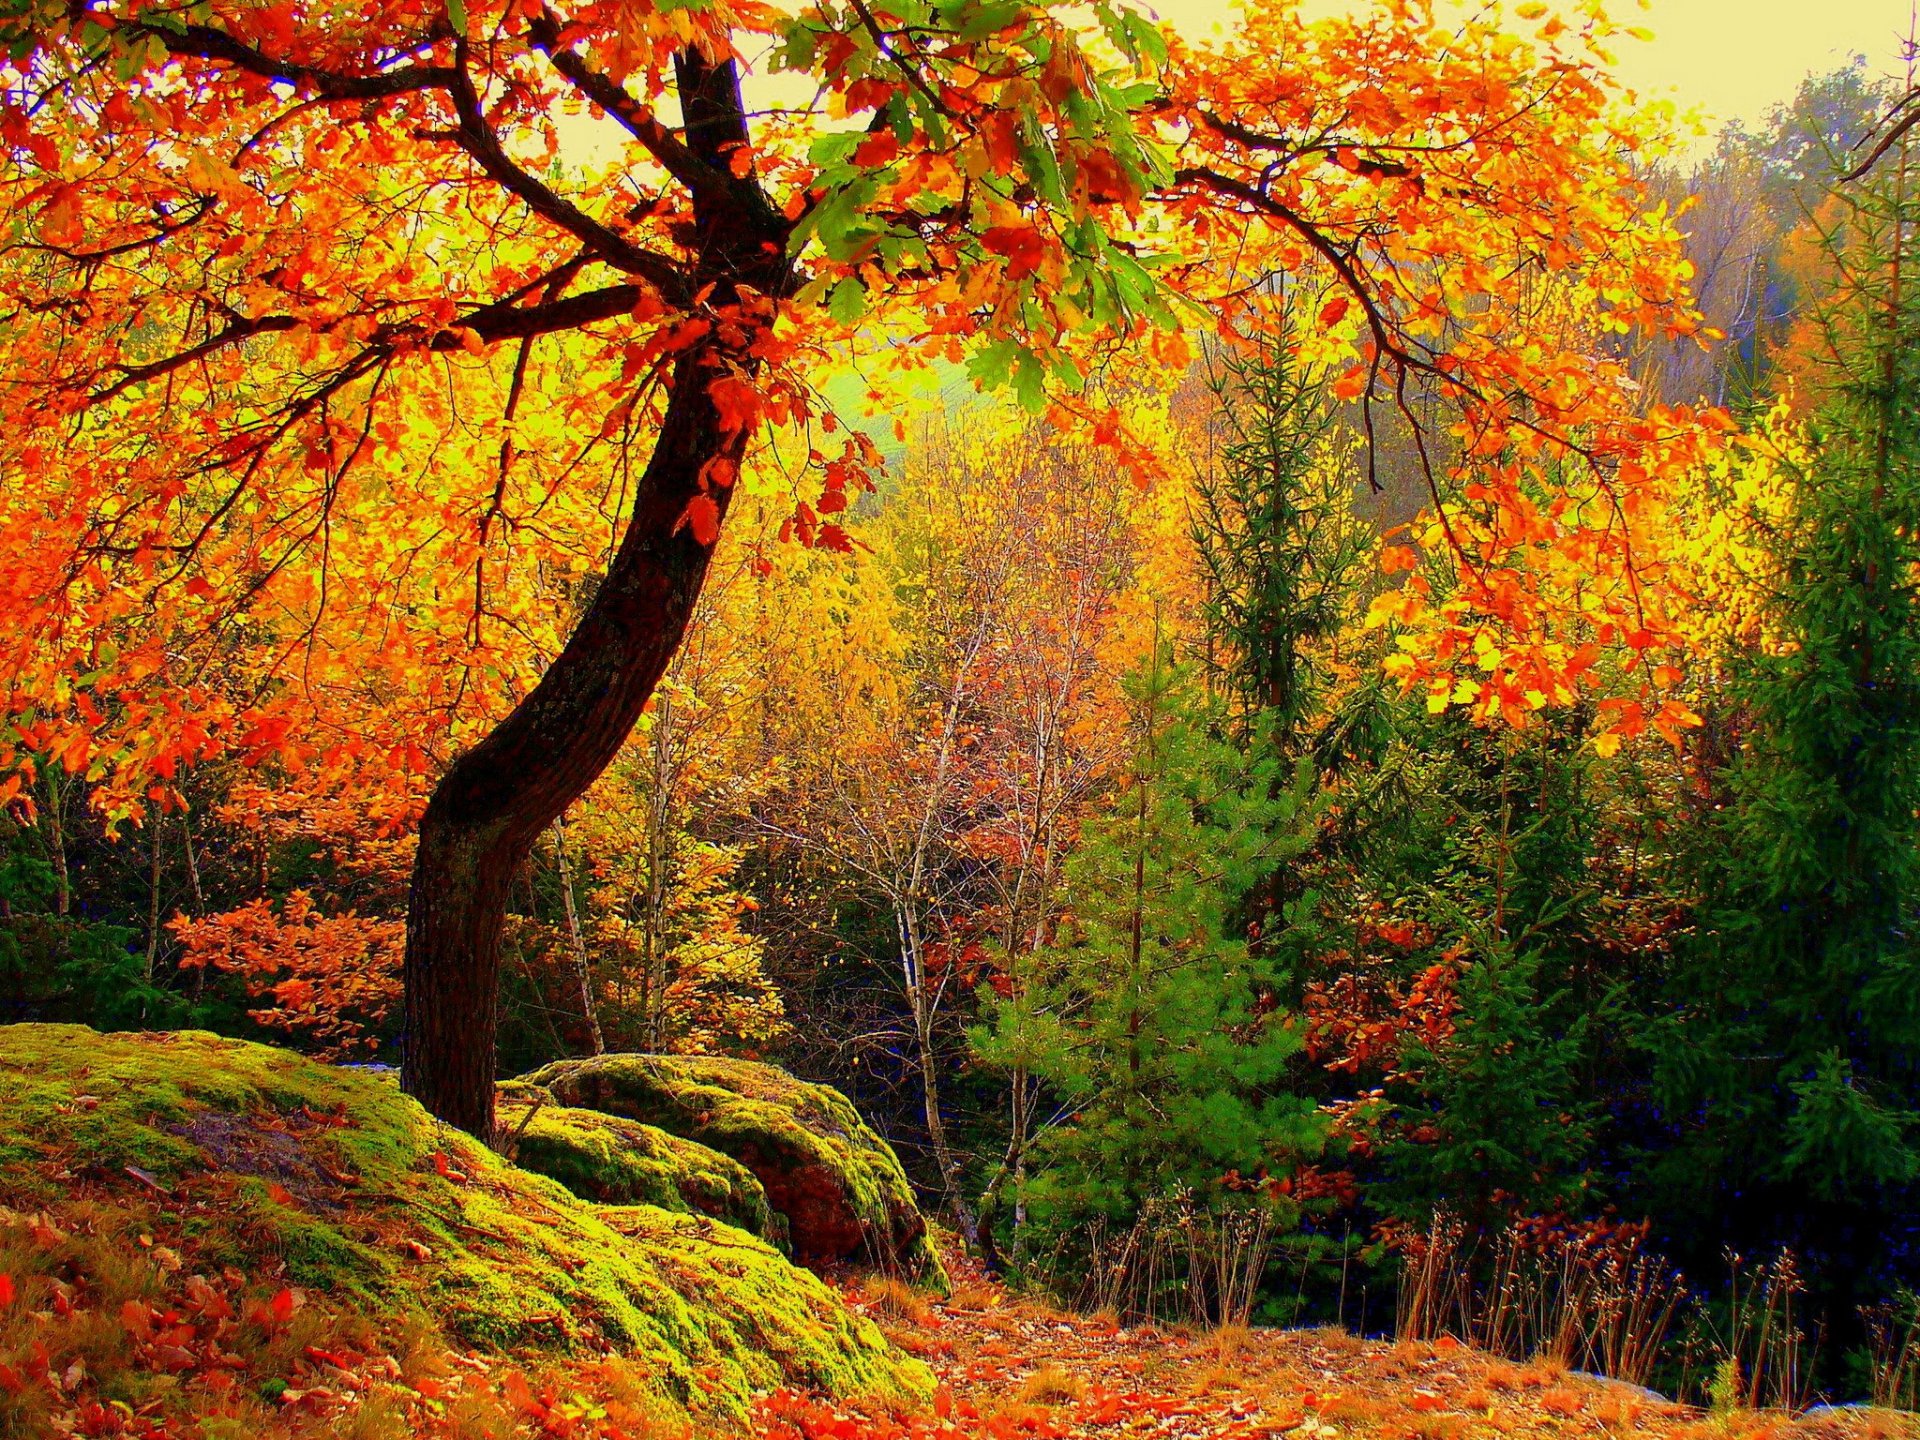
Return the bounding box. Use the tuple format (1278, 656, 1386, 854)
(498, 1088, 781, 1243)
(520, 1054, 949, 1290)
(0, 1024, 932, 1429)
(593, 1205, 908, 1396)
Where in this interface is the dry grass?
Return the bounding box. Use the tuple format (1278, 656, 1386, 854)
(861, 1275, 935, 1326)
(1211, 1322, 1253, 1362)
(946, 1278, 1003, 1311)
(1390, 1415, 1471, 1440)
(1016, 1364, 1089, 1406)
(1539, 1385, 1588, 1416)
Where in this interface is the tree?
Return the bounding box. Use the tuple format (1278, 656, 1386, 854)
(0, 0, 1173, 1134)
(1653, 128, 1920, 1302)
(975, 646, 1322, 1245)
(1191, 289, 1371, 741)
(0, 0, 1717, 1135)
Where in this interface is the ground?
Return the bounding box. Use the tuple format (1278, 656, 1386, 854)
(762, 1251, 1920, 1440)
(4, 1026, 1915, 1440)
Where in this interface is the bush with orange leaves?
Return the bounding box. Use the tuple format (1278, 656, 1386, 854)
(171, 893, 403, 1060)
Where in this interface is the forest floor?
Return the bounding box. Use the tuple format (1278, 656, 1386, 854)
(757, 1252, 1919, 1440)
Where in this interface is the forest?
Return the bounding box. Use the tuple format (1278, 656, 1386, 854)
(1, 0, 1919, 1435)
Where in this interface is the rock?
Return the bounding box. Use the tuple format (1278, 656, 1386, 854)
(497, 1081, 783, 1243)
(0, 1024, 931, 1428)
(521, 1053, 949, 1289)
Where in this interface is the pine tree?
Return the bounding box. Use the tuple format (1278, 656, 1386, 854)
(975, 647, 1324, 1239)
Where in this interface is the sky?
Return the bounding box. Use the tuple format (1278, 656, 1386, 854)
(1135, 0, 1918, 148)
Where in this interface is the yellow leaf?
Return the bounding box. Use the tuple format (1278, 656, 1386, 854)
(184, 150, 248, 200)
(1364, 592, 1404, 629)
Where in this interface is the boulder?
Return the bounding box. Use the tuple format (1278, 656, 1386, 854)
(521, 1053, 949, 1289)
(497, 1081, 783, 1243)
(0, 1025, 930, 1429)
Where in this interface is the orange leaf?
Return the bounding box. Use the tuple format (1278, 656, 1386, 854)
(40, 185, 83, 247)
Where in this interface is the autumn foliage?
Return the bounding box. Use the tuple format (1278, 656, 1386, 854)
(11, 0, 1920, 1425)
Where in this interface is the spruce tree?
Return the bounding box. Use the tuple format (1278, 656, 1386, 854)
(1192, 295, 1373, 744)
(1656, 124, 1920, 1308)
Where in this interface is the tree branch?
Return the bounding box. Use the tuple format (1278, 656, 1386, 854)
(87, 282, 648, 407)
(526, 9, 734, 208)
(129, 20, 458, 99)
(446, 45, 694, 300)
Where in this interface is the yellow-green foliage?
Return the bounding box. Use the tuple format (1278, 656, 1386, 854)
(522, 1053, 950, 1290)
(499, 1084, 782, 1243)
(0, 1025, 932, 1427)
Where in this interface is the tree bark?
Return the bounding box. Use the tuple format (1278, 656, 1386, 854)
(404, 347, 738, 1136)
(401, 50, 788, 1138)
(43, 770, 69, 917)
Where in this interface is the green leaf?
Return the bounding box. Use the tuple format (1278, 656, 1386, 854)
(446, 0, 466, 32)
(957, 0, 1024, 42)
(826, 276, 868, 325)
(966, 337, 1020, 391)
(1019, 126, 1065, 208)
(1012, 349, 1047, 412)
(886, 92, 915, 144)
(1122, 10, 1167, 69)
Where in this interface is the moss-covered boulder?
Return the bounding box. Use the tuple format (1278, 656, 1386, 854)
(0, 1025, 931, 1429)
(499, 1083, 782, 1242)
(520, 1053, 948, 1289)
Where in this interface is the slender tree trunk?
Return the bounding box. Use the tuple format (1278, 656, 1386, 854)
(898, 901, 979, 1247)
(43, 770, 69, 917)
(553, 813, 604, 1055)
(144, 813, 164, 984)
(184, 810, 207, 998)
(641, 705, 675, 1052)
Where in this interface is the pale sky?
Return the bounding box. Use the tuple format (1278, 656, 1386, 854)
(1136, 0, 1917, 146)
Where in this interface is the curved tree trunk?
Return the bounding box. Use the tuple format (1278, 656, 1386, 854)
(402, 349, 739, 1137)
(401, 50, 788, 1139)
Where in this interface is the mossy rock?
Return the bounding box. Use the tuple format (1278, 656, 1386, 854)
(498, 1083, 782, 1243)
(0, 1024, 931, 1428)
(520, 1053, 949, 1290)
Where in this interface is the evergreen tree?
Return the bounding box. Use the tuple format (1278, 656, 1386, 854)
(1192, 295, 1373, 745)
(1653, 124, 1920, 1308)
(974, 648, 1324, 1239)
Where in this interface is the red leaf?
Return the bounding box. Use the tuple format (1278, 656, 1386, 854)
(679, 494, 721, 547)
(1320, 295, 1351, 327)
(981, 224, 1046, 280)
(270, 1287, 297, 1324)
(0, 1273, 13, 1308)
